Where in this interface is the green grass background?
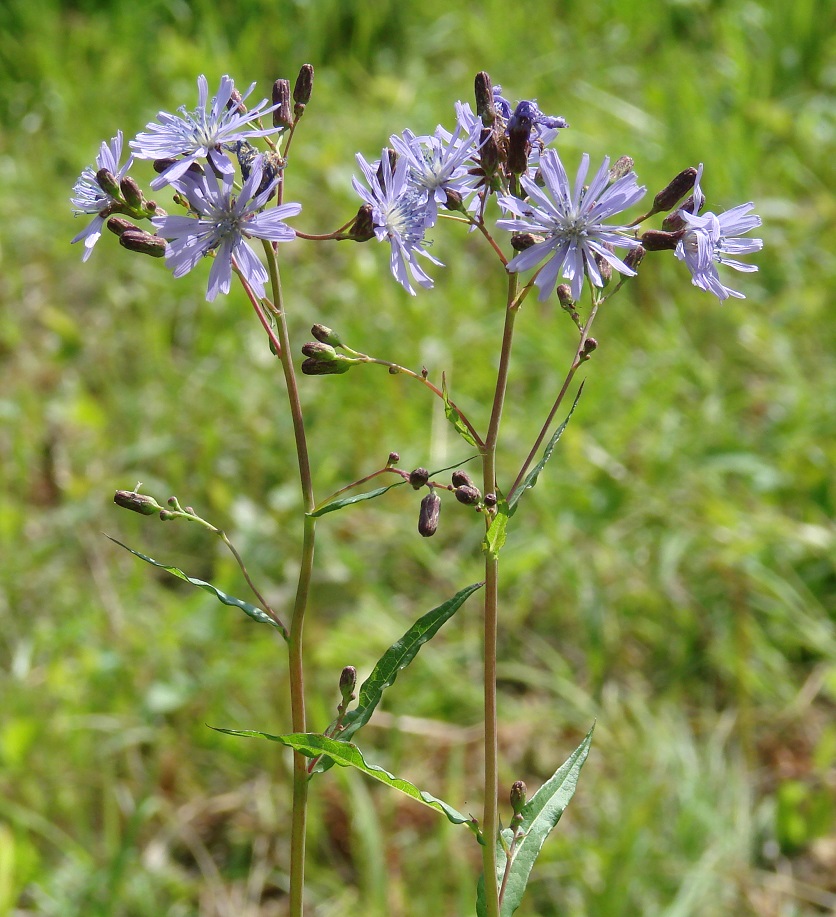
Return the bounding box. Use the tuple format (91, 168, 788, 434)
(1, 0, 834, 914)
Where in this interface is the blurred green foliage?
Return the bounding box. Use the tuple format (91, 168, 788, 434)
(0, 0, 834, 914)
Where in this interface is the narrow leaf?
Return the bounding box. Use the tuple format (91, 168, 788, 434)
(507, 383, 584, 516)
(442, 374, 478, 447)
(497, 725, 594, 915)
(482, 505, 509, 558)
(212, 729, 478, 833)
(309, 481, 404, 517)
(106, 536, 280, 629)
(314, 581, 484, 773)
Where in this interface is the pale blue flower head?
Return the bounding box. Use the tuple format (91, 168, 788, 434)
(70, 131, 134, 261)
(497, 149, 646, 301)
(674, 165, 763, 301)
(131, 75, 281, 191)
(352, 150, 442, 295)
(151, 155, 300, 301)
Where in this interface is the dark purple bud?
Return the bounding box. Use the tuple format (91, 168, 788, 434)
(106, 217, 136, 236)
(387, 451, 400, 465)
(339, 665, 357, 701)
(653, 167, 698, 212)
(119, 230, 167, 258)
(96, 169, 121, 198)
(455, 485, 482, 506)
(272, 79, 293, 129)
(474, 71, 496, 126)
(623, 245, 646, 271)
(153, 157, 203, 177)
(478, 129, 501, 179)
(609, 156, 634, 183)
(507, 101, 536, 174)
(349, 203, 376, 242)
(640, 229, 684, 251)
(301, 357, 352, 375)
(228, 87, 246, 114)
(119, 176, 144, 210)
(376, 149, 398, 188)
(582, 337, 598, 358)
(114, 490, 164, 515)
(311, 323, 343, 347)
(661, 212, 686, 232)
(510, 780, 527, 814)
(483, 492, 498, 508)
(511, 232, 540, 252)
(451, 470, 475, 488)
(409, 468, 429, 489)
(418, 492, 441, 537)
(293, 64, 314, 107)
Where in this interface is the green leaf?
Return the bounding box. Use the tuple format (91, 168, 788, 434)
(314, 581, 484, 773)
(309, 481, 404, 517)
(482, 504, 509, 558)
(507, 383, 584, 516)
(442, 374, 479, 447)
(494, 725, 594, 915)
(212, 729, 478, 833)
(106, 536, 281, 629)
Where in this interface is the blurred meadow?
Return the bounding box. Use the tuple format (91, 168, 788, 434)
(1, 0, 834, 914)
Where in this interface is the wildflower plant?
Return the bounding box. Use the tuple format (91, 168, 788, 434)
(74, 67, 762, 916)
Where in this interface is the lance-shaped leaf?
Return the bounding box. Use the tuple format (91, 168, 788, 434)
(212, 729, 479, 834)
(314, 581, 484, 774)
(106, 536, 281, 630)
(442, 373, 479, 448)
(308, 481, 405, 518)
(507, 383, 584, 516)
(482, 504, 509, 558)
(477, 725, 594, 916)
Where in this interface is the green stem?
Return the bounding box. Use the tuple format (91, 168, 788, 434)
(480, 277, 519, 917)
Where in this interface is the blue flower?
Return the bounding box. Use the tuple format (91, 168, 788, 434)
(674, 164, 762, 301)
(70, 131, 134, 261)
(152, 156, 300, 301)
(497, 149, 646, 301)
(131, 75, 280, 191)
(352, 150, 442, 295)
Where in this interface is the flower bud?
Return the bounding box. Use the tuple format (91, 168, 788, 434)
(114, 490, 163, 515)
(119, 229, 167, 258)
(510, 780, 527, 814)
(349, 204, 376, 242)
(594, 248, 613, 286)
(609, 156, 634, 183)
(301, 341, 338, 360)
(96, 169, 121, 199)
(228, 87, 246, 114)
(483, 492, 498, 508)
(376, 149, 398, 187)
(409, 468, 429, 489)
(387, 451, 400, 465)
(556, 284, 574, 308)
(455, 485, 482, 506)
(339, 665, 357, 702)
(507, 101, 535, 175)
(301, 357, 352, 375)
(293, 64, 314, 108)
(272, 79, 293, 129)
(119, 176, 144, 210)
(622, 245, 646, 272)
(106, 217, 136, 236)
(474, 71, 496, 127)
(444, 189, 463, 211)
(478, 129, 501, 180)
(451, 470, 475, 488)
(311, 323, 343, 347)
(418, 492, 441, 537)
(582, 337, 598, 358)
(640, 229, 683, 251)
(510, 232, 540, 252)
(653, 167, 698, 212)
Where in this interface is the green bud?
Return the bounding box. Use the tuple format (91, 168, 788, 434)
(311, 323, 343, 347)
(301, 341, 338, 360)
(301, 357, 352, 375)
(339, 665, 357, 702)
(113, 490, 163, 516)
(96, 169, 121, 199)
(510, 780, 527, 814)
(119, 176, 144, 210)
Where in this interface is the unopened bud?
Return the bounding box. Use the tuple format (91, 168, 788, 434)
(376, 149, 398, 188)
(387, 451, 400, 465)
(301, 357, 352, 375)
(409, 468, 429, 489)
(96, 169, 121, 199)
(483, 492, 497, 508)
(582, 337, 598, 357)
(444, 189, 463, 211)
(119, 230, 167, 258)
(311, 323, 343, 347)
(556, 284, 574, 308)
(272, 79, 293, 129)
(661, 212, 686, 232)
(119, 177, 144, 210)
(455, 485, 482, 506)
(113, 490, 163, 516)
(653, 167, 698, 213)
(640, 230, 683, 251)
(159, 509, 176, 520)
(451, 470, 475, 488)
(478, 129, 501, 179)
(609, 156, 634, 183)
(349, 204, 376, 242)
(418, 492, 441, 537)
(622, 245, 646, 271)
(293, 64, 314, 108)
(507, 101, 535, 175)
(510, 780, 527, 814)
(107, 217, 136, 236)
(511, 232, 540, 252)
(474, 71, 496, 126)
(339, 665, 357, 702)
(594, 248, 613, 286)
(301, 341, 337, 360)
(228, 87, 246, 114)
